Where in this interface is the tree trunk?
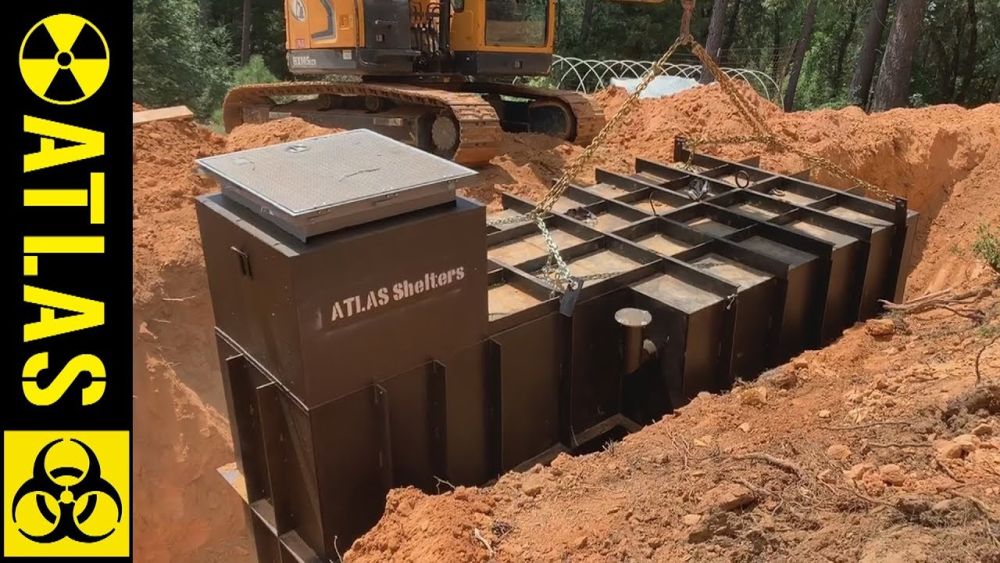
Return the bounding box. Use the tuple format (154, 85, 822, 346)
(992, 74, 1000, 102)
(849, 0, 892, 107)
(240, 0, 252, 65)
(930, 34, 955, 101)
(956, 0, 977, 104)
(700, 0, 729, 84)
(870, 0, 928, 111)
(832, 2, 861, 93)
(783, 0, 819, 111)
(580, 0, 596, 44)
(945, 20, 964, 101)
(721, 0, 743, 52)
(770, 11, 783, 79)
(198, 0, 211, 23)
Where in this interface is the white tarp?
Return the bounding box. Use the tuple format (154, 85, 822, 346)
(608, 75, 699, 99)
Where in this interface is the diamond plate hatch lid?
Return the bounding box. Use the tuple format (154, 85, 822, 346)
(196, 129, 477, 241)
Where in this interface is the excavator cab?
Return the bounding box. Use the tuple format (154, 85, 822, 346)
(225, 0, 664, 164)
(284, 0, 558, 77)
(284, 1, 660, 76)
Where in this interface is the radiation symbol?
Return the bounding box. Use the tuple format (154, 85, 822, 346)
(19, 14, 109, 105)
(11, 439, 123, 543)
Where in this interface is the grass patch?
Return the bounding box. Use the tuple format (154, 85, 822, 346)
(973, 224, 1000, 273)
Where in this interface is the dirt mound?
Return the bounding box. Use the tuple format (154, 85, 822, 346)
(225, 117, 341, 152)
(592, 81, 783, 144)
(134, 120, 224, 214)
(348, 89, 1000, 561)
(462, 133, 585, 211)
(133, 117, 250, 562)
(134, 119, 224, 303)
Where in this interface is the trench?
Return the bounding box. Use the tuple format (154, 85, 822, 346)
(131, 96, 1000, 560)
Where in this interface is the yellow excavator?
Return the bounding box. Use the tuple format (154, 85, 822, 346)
(222, 0, 663, 166)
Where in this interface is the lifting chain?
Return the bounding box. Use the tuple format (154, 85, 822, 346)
(487, 34, 690, 290)
(488, 0, 897, 296)
(486, 32, 691, 290)
(534, 216, 577, 292)
(684, 41, 899, 203)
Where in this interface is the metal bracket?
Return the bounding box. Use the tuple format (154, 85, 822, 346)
(673, 137, 689, 162)
(887, 197, 910, 303)
(373, 385, 394, 490)
(559, 278, 583, 317)
(254, 382, 292, 534)
(718, 295, 739, 392)
(428, 361, 448, 482)
(484, 340, 503, 477)
(558, 313, 575, 446)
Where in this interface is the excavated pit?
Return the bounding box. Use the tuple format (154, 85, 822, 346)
(132, 88, 1000, 562)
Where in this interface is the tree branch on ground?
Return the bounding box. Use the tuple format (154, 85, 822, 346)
(732, 452, 804, 478)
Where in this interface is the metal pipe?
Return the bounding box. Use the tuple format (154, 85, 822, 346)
(615, 308, 652, 374)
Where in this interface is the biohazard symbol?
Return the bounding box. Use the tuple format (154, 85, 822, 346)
(11, 439, 123, 543)
(19, 14, 109, 105)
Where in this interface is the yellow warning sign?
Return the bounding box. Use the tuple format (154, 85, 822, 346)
(19, 14, 109, 106)
(4, 431, 129, 557)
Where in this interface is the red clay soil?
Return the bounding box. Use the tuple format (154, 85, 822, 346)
(133, 117, 250, 562)
(132, 87, 1000, 562)
(224, 117, 341, 152)
(461, 133, 588, 210)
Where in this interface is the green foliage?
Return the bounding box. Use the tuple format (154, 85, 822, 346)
(814, 97, 854, 110)
(788, 2, 862, 110)
(207, 55, 279, 128)
(201, 0, 289, 79)
(973, 224, 1000, 273)
(556, 0, 700, 60)
(908, 93, 928, 108)
(133, 0, 233, 119)
(523, 76, 557, 90)
(232, 54, 279, 86)
(134, 0, 1000, 122)
(979, 323, 1000, 340)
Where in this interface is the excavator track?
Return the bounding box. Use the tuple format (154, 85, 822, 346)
(463, 82, 606, 146)
(223, 81, 503, 166)
(222, 81, 607, 166)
